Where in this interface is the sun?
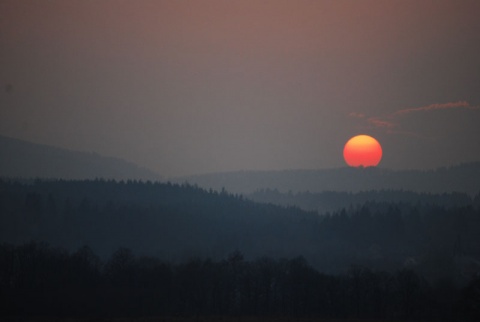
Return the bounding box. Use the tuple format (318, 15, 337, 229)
(343, 135, 382, 167)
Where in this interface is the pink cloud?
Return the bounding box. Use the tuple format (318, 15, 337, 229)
(393, 101, 477, 117)
(352, 100, 480, 134)
(368, 101, 480, 129)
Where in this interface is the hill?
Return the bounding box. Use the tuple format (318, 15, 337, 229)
(174, 163, 480, 195)
(0, 135, 161, 181)
(1, 178, 480, 278)
(2, 178, 480, 320)
(249, 189, 474, 213)
(0, 178, 318, 262)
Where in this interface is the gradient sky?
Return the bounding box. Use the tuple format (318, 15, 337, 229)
(1, 0, 480, 177)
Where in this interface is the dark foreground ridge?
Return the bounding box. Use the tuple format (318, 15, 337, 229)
(1, 242, 480, 320)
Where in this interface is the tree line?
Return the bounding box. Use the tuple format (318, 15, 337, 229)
(1, 242, 479, 320)
(249, 188, 476, 213)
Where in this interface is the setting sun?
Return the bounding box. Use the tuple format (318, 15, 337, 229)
(343, 135, 382, 167)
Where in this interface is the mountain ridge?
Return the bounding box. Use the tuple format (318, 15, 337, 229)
(0, 135, 161, 181)
(2, 134, 480, 195)
(173, 162, 480, 195)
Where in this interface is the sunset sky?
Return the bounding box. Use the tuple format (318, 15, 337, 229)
(1, 0, 480, 177)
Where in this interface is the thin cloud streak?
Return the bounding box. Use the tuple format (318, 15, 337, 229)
(393, 101, 477, 117)
(350, 101, 480, 135)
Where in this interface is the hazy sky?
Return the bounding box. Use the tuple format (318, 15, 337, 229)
(1, 0, 480, 177)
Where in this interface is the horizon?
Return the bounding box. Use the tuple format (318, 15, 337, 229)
(3, 132, 480, 180)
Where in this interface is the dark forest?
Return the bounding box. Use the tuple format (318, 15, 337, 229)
(1, 178, 480, 320)
(2, 242, 480, 320)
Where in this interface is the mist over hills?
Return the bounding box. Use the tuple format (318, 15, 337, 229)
(0, 135, 161, 181)
(249, 189, 476, 214)
(2, 178, 480, 278)
(3, 134, 480, 198)
(174, 163, 480, 196)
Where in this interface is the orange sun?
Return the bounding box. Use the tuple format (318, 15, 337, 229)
(343, 135, 382, 167)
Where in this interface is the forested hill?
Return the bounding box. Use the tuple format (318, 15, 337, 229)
(174, 162, 480, 195)
(2, 178, 480, 279)
(0, 178, 316, 261)
(0, 135, 161, 181)
(249, 189, 476, 213)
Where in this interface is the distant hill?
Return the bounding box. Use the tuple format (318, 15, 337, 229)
(174, 163, 480, 195)
(0, 135, 161, 181)
(249, 189, 474, 214)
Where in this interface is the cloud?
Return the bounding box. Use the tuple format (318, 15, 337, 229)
(392, 101, 477, 117)
(349, 100, 480, 134)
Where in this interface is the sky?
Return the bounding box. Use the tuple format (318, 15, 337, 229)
(1, 0, 480, 177)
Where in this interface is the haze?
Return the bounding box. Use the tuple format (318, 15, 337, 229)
(1, 0, 480, 177)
